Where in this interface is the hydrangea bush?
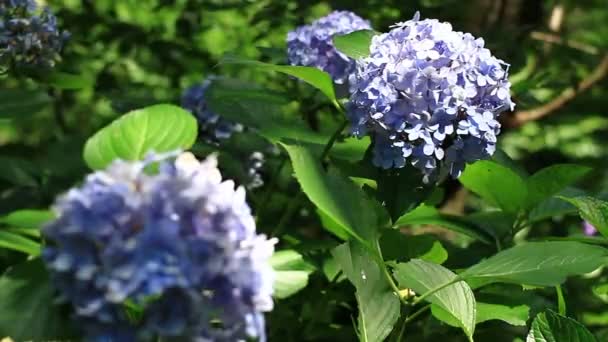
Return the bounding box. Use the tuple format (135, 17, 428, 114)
(43, 152, 276, 341)
(0, 4, 607, 342)
(287, 11, 372, 83)
(347, 12, 514, 182)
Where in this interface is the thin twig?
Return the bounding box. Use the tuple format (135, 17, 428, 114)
(531, 31, 599, 55)
(507, 54, 608, 128)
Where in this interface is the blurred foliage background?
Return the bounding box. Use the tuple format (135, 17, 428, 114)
(0, 0, 607, 341)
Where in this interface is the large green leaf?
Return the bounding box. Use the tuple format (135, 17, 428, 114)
(432, 302, 529, 327)
(0, 231, 40, 255)
(221, 56, 337, 104)
(0, 259, 75, 340)
(83, 104, 198, 169)
(270, 250, 314, 299)
(332, 30, 377, 59)
(393, 259, 476, 341)
(527, 311, 597, 342)
(0, 88, 51, 119)
(525, 164, 591, 209)
(528, 187, 586, 222)
(282, 143, 378, 243)
(395, 207, 493, 244)
(333, 242, 400, 342)
(461, 242, 608, 287)
(459, 160, 527, 213)
(557, 196, 608, 238)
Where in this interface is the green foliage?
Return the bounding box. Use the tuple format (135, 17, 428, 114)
(527, 311, 597, 342)
(558, 196, 608, 238)
(83, 104, 198, 169)
(0, 259, 74, 340)
(270, 250, 315, 299)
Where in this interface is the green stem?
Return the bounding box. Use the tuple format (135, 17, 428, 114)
(321, 119, 348, 161)
(404, 304, 431, 324)
(256, 157, 287, 223)
(556, 285, 567, 315)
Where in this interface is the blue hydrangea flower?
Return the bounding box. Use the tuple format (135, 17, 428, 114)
(0, 0, 69, 70)
(347, 12, 514, 182)
(182, 77, 243, 143)
(287, 10, 372, 84)
(43, 152, 276, 341)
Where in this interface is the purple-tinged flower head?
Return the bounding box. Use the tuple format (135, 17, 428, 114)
(287, 10, 372, 84)
(43, 152, 276, 341)
(182, 77, 243, 143)
(347, 12, 514, 183)
(583, 221, 597, 236)
(0, 0, 70, 70)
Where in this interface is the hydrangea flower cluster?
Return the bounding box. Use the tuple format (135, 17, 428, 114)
(347, 12, 514, 182)
(287, 10, 372, 84)
(245, 151, 265, 190)
(182, 77, 243, 143)
(43, 152, 276, 341)
(0, 0, 69, 70)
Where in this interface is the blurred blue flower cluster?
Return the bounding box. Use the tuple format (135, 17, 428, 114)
(287, 10, 371, 84)
(347, 12, 514, 182)
(0, 0, 69, 70)
(182, 77, 244, 143)
(43, 152, 276, 341)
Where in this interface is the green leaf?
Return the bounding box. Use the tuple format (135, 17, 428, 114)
(0, 88, 51, 119)
(332, 30, 377, 59)
(376, 167, 433, 222)
(525, 165, 591, 209)
(395, 206, 493, 244)
(45, 72, 94, 90)
(333, 242, 400, 342)
(459, 160, 527, 213)
(0, 156, 39, 186)
(528, 187, 586, 222)
(380, 230, 448, 264)
(557, 196, 608, 238)
(0, 259, 76, 340)
(83, 104, 198, 169)
(270, 250, 314, 299)
(461, 242, 608, 287)
(432, 302, 529, 326)
(0, 231, 40, 255)
(0, 209, 55, 229)
(221, 56, 337, 104)
(527, 310, 597, 342)
(393, 259, 476, 341)
(282, 143, 378, 243)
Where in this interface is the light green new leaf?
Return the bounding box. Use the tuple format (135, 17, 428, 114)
(461, 242, 608, 286)
(270, 250, 314, 299)
(45, 72, 94, 90)
(558, 196, 608, 238)
(459, 160, 527, 213)
(0, 231, 40, 255)
(432, 302, 529, 327)
(393, 259, 476, 341)
(282, 143, 378, 243)
(333, 30, 377, 59)
(0, 259, 76, 340)
(221, 56, 337, 104)
(83, 104, 198, 169)
(527, 310, 597, 342)
(333, 242, 400, 342)
(0, 209, 55, 229)
(525, 164, 591, 209)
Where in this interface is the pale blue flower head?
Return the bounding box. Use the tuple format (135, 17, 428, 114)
(43, 152, 276, 341)
(347, 12, 514, 182)
(287, 10, 372, 84)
